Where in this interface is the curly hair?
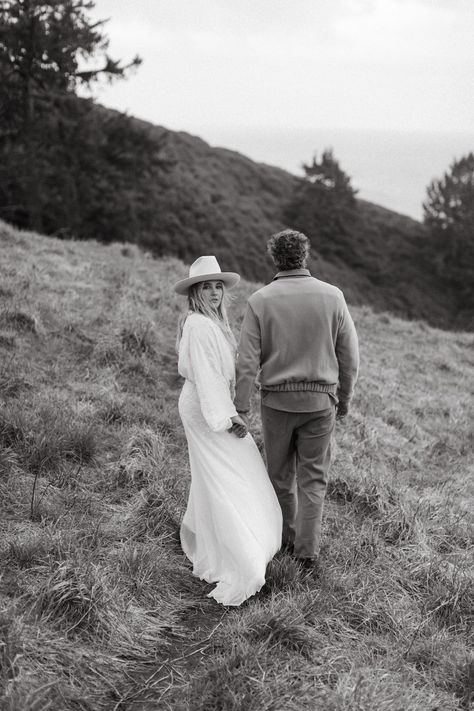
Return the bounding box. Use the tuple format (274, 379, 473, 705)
(267, 229, 310, 271)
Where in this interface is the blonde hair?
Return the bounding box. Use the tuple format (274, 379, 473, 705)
(176, 281, 236, 351)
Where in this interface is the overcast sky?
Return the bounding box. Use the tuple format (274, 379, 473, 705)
(90, 0, 474, 135)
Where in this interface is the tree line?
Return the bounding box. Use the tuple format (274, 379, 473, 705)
(1, 1, 473, 322)
(0, 0, 169, 244)
(285, 149, 474, 317)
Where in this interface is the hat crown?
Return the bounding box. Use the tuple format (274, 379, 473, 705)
(188, 256, 221, 280)
(173, 255, 239, 294)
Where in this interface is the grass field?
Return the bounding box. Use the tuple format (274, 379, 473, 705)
(0, 218, 473, 710)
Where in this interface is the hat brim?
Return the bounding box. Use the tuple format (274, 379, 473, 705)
(174, 271, 240, 295)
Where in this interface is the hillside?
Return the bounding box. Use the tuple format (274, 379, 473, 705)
(2, 94, 465, 331)
(1, 220, 473, 710)
(133, 118, 470, 330)
(135, 120, 459, 330)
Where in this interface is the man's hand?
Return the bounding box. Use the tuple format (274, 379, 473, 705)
(237, 411, 250, 428)
(229, 415, 248, 438)
(336, 401, 349, 420)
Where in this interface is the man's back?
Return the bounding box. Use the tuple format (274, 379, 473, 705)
(249, 273, 350, 387)
(235, 270, 359, 412)
(234, 228, 360, 563)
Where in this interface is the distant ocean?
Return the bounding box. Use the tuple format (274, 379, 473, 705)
(199, 127, 474, 222)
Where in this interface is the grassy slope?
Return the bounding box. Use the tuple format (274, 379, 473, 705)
(0, 219, 473, 710)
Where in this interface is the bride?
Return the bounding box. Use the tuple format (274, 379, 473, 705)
(174, 256, 282, 606)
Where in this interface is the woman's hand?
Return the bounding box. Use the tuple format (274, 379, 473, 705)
(229, 415, 248, 438)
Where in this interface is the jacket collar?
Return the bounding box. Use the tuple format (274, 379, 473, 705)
(273, 268, 311, 281)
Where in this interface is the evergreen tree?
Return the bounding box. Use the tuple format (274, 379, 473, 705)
(302, 149, 357, 201)
(284, 149, 359, 260)
(0, 0, 140, 231)
(423, 153, 474, 308)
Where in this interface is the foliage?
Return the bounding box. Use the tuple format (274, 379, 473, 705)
(303, 148, 357, 196)
(0, 0, 155, 235)
(284, 148, 359, 261)
(0, 0, 138, 98)
(280, 150, 462, 327)
(423, 153, 474, 314)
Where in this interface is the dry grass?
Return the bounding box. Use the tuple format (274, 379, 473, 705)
(0, 218, 473, 710)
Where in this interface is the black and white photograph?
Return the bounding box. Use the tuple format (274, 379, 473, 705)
(0, 1, 473, 709)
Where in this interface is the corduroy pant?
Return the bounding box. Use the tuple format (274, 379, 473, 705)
(260, 404, 335, 559)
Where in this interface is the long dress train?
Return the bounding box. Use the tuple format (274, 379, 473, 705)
(178, 313, 282, 606)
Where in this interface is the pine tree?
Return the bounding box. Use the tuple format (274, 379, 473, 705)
(284, 148, 359, 260)
(0, 0, 140, 230)
(423, 153, 474, 307)
(302, 149, 357, 202)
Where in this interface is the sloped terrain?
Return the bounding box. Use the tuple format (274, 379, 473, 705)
(0, 220, 473, 710)
(130, 120, 462, 330)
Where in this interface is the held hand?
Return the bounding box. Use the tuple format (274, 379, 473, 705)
(229, 415, 248, 438)
(336, 401, 349, 420)
(237, 411, 250, 428)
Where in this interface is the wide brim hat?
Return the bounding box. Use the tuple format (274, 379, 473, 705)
(174, 255, 240, 295)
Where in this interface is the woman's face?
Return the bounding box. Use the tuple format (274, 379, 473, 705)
(201, 280, 224, 310)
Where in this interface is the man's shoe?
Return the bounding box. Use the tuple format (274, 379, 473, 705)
(295, 557, 321, 579)
(296, 556, 316, 567)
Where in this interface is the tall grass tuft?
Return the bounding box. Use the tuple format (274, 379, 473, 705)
(0, 610, 23, 691)
(0, 407, 28, 449)
(6, 537, 50, 569)
(126, 484, 180, 542)
(0, 308, 39, 333)
(0, 447, 19, 478)
(114, 426, 168, 488)
(35, 561, 113, 639)
(1, 403, 99, 480)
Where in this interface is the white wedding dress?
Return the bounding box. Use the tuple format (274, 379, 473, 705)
(178, 312, 282, 606)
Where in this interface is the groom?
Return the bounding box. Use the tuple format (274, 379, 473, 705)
(234, 229, 359, 569)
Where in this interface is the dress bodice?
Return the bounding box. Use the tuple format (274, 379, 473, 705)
(178, 313, 238, 432)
